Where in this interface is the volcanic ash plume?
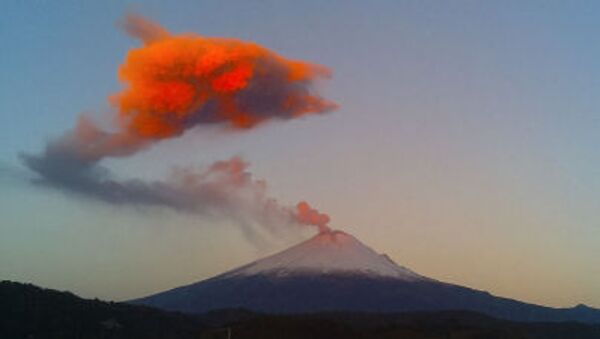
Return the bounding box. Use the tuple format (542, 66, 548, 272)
(114, 13, 337, 141)
(20, 14, 336, 239)
(296, 201, 331, 233)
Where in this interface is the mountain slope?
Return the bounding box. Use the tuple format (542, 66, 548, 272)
(132, 231, 600, 323)
(223, 230, 424, 279)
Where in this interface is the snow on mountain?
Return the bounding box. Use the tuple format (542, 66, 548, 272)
(223, 230, 425, 280)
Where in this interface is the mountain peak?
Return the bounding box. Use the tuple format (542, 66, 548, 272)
(224, 230, 426, 280)
(309, 229, 359, 246)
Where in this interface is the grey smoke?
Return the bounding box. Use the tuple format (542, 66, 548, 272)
(20, 124, 303, 242)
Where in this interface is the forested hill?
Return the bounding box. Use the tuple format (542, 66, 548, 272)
(0, 280, 205, 339)
(2, 280, 600, 339)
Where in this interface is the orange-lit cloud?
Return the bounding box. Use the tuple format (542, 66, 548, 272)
(113, 14, 337, 140)
(296, 201, 331, 233)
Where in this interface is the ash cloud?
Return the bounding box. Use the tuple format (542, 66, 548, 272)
(19, 14, 336, 240)
(112, 13, 337, 141)
(22, 140, 319, 239)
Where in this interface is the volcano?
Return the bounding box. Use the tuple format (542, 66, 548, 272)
(133, 230, 600, 323)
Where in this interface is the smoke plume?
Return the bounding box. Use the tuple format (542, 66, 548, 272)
(296, 201, 331, 233)
(113, 13, 336, 142)
(21, 14, 334, 239)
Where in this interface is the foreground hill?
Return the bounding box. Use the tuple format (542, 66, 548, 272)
(203, 309, 600, 339)
(0, 280, 205, 339)
(134, 231, 600, 323)
(2, 280, 600, 338)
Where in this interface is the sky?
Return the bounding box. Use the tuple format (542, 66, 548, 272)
(1, 0, 599, 308)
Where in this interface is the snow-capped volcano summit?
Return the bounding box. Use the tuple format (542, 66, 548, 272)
(132, 230, 600, 323)
(225, 230, 424, 280)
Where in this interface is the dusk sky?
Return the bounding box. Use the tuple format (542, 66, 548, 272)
(1, 1, 599, 308)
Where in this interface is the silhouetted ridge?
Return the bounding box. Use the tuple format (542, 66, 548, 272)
(3, 280, 600, 339)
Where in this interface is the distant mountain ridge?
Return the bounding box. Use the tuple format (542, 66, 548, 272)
(133, 230, 600, 323)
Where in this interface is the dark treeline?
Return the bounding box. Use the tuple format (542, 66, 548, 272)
(1, 281, 205, 339)
(2, 280, 599, 339)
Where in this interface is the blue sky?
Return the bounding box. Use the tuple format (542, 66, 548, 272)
(1, 1, 599, 307)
